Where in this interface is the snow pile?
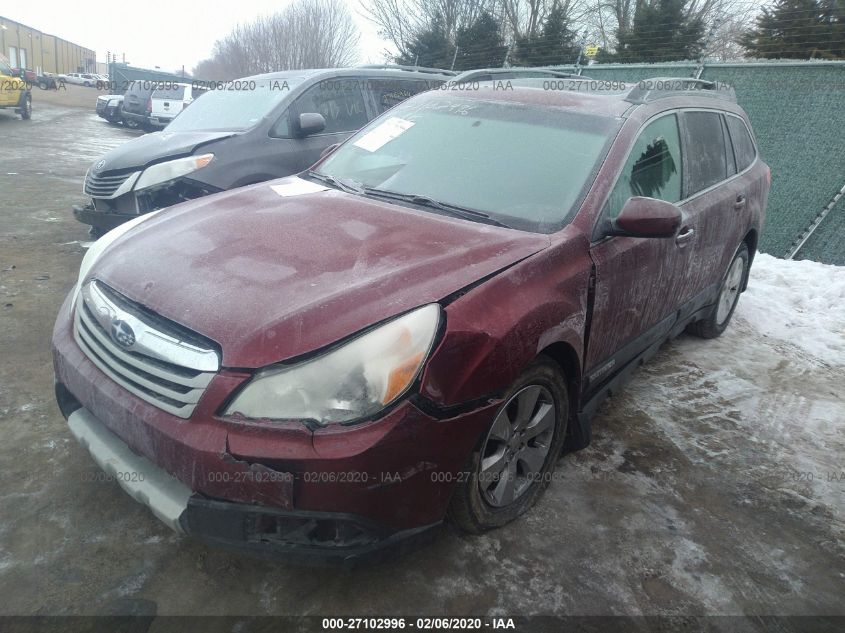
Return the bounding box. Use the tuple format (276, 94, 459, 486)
(738, 253, 845, 366)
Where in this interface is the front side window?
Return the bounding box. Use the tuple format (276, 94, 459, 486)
(316, 92, 618, 233)
(274, 80, 368, 138)
(726, 115, 756, 172)
(604, 113, 683, 221)
(683, 111, 728, 195)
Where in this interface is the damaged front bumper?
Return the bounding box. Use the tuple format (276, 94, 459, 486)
(52, 297, 497, 564)
(60, 401, 439, 565)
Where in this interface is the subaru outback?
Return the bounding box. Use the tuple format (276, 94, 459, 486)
(52, 77, 769, 564)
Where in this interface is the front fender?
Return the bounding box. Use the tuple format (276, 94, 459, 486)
(420, 231, 591, 406)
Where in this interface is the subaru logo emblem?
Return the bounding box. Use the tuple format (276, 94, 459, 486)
(110, 320, 136, 348)
(95, 159, 106, 172)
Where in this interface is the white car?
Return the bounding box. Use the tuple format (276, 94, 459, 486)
(64, 73, 99, 87)
(148, 82, 205, 128)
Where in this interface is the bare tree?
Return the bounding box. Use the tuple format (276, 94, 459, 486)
(194, 0, 360, 79)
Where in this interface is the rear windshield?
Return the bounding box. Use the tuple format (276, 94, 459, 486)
(165, 78, 305, 132)
(318, 93, 619, 233)
(154, 85, 186, 100)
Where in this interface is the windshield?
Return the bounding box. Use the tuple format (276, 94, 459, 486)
(165, 77, 305, 132)
(316, 93, 618, 232)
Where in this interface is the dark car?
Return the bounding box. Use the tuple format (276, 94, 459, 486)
(72, 67, 450, 235)
(119, 81, 155, 131)
(52, 77, 769, 563)
(95, 94, 123, 123)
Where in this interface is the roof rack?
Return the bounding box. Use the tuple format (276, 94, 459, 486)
(357, 64, 456, 76)
(624, 77, 736, 104)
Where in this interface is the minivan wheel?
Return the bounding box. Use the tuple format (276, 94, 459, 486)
(687, 242, 749, 339)
(447, 357, 568, 534)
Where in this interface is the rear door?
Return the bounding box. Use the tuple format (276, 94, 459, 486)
(676, 110, 747, 305)
(586, 112, 693, 381)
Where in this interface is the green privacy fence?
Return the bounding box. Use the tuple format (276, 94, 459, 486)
(549, 60, 845, 265)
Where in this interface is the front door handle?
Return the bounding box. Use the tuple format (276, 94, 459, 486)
(676, 227, 695, 245)
(734, 194, 746, 210)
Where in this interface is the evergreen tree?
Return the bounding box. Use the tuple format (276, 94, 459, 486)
(454, 12, 509, 70)
(396, 15, 454, 68)
(615, 0, 705, 62)
(742, 0, 845, 59)
(513, 4, 581, 66)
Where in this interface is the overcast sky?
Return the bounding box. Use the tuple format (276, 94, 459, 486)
(4, 0, 394, 72)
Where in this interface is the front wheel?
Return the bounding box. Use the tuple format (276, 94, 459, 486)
(447, 357, 568, 534)
(19, 93, 32, 120)
(687, 242, 749, 339)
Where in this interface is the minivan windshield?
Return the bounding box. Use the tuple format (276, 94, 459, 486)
(165, 77, 306, 133)
(316, 92, 618, 232)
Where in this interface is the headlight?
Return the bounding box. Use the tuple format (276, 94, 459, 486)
(135, 154, 214, 191)
(108, 98, 120, 106)
(225, 304, 441, 426)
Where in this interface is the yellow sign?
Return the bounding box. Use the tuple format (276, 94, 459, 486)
(585, 45, 600, 58)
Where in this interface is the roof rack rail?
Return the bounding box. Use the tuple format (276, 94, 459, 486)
(624, 77, 736, 103)
(357, 64, 456, 76)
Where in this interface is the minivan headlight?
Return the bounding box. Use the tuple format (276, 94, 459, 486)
(135, 153, 214, 191)
(225, 304, 441, 426)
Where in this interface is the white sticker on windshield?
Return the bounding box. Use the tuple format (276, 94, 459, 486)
(353, 117, 415, 153)
(270, 178, 329, 197)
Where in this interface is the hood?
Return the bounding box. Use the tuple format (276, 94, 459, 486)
(92, 130, 235, 174)
(91, 178, 550, 368)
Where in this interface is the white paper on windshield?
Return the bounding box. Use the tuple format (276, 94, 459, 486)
(270, 178, 329, 197)
(353, 117, 415, 153)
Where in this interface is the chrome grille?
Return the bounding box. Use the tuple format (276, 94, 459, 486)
(73, 280, 220, 418)
(84, 171, 132, 198)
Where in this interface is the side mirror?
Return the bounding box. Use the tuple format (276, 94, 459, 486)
(298, 112, 326, 136)
(320, 143, 341, 159)
(607, 197, 682, 238)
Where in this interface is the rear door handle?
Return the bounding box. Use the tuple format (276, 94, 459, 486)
(676, 227, 695, 245)
(734, 194, 746, 210)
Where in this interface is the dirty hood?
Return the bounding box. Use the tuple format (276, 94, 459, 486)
(92, 129, 235, 173)
(91, 178, 550, 368)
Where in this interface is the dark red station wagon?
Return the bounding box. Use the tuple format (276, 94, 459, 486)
(52, 77, 769, 563)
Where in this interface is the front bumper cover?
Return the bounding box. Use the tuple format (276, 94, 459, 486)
(62, 399, 440, 565)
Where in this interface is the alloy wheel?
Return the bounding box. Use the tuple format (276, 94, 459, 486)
(478, 385, 556, 508)
(716, 256, 745, 325)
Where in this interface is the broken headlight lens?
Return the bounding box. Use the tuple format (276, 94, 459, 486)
(225, 304, 441, 426)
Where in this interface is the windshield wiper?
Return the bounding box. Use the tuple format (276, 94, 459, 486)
(304, 170, 363, 195)
(361, 187, 512, 229)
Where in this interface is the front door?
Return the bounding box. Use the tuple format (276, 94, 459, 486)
(586, 112, 693, 383)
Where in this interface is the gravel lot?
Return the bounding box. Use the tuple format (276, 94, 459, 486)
(0, 102, 843, 623)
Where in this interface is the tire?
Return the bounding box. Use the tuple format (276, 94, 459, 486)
(447, 357, 568, 534)
(687, 242, 749, 339)
(123, 117, 139, 129)
(38, 80, 48, 90)
(19, 93, 32, 120)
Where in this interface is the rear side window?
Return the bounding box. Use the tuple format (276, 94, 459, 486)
(604, 113, 683, 220)
(683, 111, 728, 195)
(366, 79, 430, 115)
(726, 115, 756, 172)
